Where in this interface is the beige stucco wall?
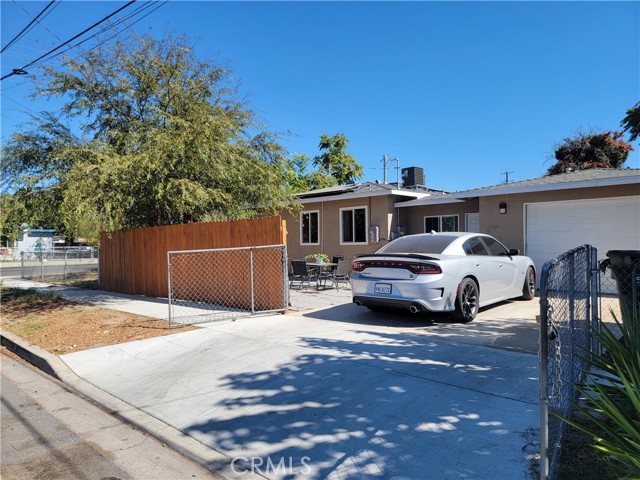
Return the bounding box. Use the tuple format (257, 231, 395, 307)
(478, 184, 639, 253)
(284, 195, 408, 262)
(400, 198, 480, 235)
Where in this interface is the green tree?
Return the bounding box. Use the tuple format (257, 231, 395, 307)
(2, 32, 295, 238)
(1, 113, 72, 241)
(547, 131, 634, 176)
(281, 153, 313, 193)
(0, 194, 26, 246)
(312, 133, 363, 185)
(621, 102, 640, 142)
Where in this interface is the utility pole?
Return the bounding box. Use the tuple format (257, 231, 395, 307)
(502, 171, 514, 184)
(382, 155, 389, 184)
(382, 155, 400, 186)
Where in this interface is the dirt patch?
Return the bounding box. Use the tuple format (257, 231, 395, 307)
(1, 288, 195, 355)
(557, 423, 616, 480)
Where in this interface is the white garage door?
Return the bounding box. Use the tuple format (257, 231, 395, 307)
(525, 196, 640, 276)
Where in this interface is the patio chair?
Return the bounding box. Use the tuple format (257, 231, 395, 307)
(319, 257, 350, 290)
(334, 257, 351, 289)
(289, 259, 314, 290)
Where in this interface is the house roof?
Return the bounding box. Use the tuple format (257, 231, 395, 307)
(454, 168, 640, 198)
(395, 191, 466, 208)
(296, 182, 442, 204)
(397, 168, 640, 207)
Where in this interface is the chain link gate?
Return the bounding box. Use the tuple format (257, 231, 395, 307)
(539, 245, 640, 479)
(167, 244, 288, 326)
(539, 245, 599, 480)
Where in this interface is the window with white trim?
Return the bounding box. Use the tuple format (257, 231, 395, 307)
(300, 210, 319, 245)
(340, 206, 368, 245)
(424, 215, 459, 232)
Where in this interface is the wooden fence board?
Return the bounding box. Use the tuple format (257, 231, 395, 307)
(100, 216, 287, 298)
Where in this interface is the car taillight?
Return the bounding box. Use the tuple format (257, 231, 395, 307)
(408, 263, 442, 275)
(352, 260, 366, 272)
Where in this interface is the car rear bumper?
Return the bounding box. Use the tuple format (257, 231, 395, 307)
(352, 295, 433, 313)
(351, 276, 456, 313)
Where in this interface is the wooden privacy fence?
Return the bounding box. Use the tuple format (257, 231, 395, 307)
(100, 216, 287, 298)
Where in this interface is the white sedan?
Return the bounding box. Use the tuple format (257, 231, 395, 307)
(351, 232, 536, 322)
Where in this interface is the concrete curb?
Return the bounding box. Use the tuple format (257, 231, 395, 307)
(0, 329, 264, 480)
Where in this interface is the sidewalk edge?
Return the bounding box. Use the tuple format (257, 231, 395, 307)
(0, 328, 261, 480)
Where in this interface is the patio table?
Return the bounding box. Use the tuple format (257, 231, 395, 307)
(306, 263, 337, 289)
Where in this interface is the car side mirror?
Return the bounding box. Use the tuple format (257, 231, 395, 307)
(508, 248, 520, 256)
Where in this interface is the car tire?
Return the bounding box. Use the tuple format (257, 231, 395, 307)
(454, 278, 479, 323)
(521, 267, 536, 300)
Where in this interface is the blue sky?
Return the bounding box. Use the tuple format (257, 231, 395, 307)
(1, 1, 638, 192)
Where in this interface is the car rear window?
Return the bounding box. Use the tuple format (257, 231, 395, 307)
(376, 235, 455, 254)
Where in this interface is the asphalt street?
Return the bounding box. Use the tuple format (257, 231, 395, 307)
(1, 349, 221, 480)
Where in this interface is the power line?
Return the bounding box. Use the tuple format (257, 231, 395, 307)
(1, 0, 58, 54)
(0, 1, 166, 95)
(35, 0, 168, 69)
(1, 0, 138, 81)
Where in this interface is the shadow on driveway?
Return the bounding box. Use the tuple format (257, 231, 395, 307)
(178, 326, 539, 479)
(299, 300, 540, 355)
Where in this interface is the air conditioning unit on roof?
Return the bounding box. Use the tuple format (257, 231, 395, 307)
(401, 166, 425, 189)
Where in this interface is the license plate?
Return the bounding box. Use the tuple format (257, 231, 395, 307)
(374, 283, 392, 294)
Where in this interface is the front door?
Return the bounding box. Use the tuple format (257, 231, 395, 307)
(465, 213, 480, 233)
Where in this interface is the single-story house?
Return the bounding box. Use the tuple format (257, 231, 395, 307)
(282, 181, 437, 262)
(282, 168, 640, 277)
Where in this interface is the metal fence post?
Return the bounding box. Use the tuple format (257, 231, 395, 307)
(283, 246, 289, 311)
(20, 251, 24, 279)
(590, 247, 600, 356)
(568, 253, 575, 397)
(167, 250, 173, 327)
(250, 247, 255, 314)
(539, 262, 551, 480)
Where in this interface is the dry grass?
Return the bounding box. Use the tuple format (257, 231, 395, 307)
(1, 287, 195, 355)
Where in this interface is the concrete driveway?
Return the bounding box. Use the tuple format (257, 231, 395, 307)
(60, 297, 541, 479)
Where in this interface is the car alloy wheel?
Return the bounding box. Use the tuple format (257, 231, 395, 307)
(522, 267, 536, 300)
(455, 278, 479, 323)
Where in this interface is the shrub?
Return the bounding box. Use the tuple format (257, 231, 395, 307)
(558, 311, 640, 477)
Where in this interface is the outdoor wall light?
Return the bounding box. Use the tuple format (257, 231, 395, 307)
(499, 202, 507, 214)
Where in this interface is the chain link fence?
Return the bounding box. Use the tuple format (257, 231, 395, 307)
(168, 244, 288, 326)
(19, 247, 99, 285)
(539, 245, 598, 480)
(539, 246, 639, 480)
(599, 250, 640, 327)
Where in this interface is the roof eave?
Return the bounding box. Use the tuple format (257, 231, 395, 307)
(298, 189, 430, 204)
(395, 197, 466, 208)
(454, 175, 640, 198)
